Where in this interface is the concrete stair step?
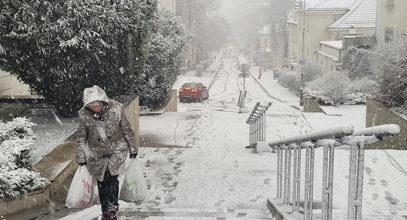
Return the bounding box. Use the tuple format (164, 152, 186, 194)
(62, 207, 273, 220)
(118, 207, 272, 219)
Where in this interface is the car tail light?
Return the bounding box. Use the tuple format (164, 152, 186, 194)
(179, 89, 184, 92)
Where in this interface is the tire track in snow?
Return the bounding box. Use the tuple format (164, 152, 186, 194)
(383, 150, 407, 177)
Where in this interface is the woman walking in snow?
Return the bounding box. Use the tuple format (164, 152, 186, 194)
(76, 85, 138, 220)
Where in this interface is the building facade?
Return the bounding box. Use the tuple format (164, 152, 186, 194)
(0, 70, 31, 97)
(257, 26, 272, 69)
(288, 0, 376, 73)
(376, 0, 407, 45)
(157, 0, 176, 13)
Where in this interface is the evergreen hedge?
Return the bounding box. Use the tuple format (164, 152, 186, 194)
(0, 0, 186, 116)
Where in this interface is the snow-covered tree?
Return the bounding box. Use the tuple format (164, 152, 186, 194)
(139, 10, 186, 107)
(176, 0, 228, 63)
(372, 34, 407, 108)
(0, 0, 176, 116)
(0, 118, 49, 198)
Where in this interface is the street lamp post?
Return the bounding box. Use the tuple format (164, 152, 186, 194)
(300, 68, 304, 106)
(299, 57, 306, 106)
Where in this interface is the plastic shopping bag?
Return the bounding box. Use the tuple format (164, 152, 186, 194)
(120, 158, 148, 204)
(66, 166, 98, 208)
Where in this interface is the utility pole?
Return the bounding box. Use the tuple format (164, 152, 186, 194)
(299, 57, 306, 106)
(243, 64, 246, 92)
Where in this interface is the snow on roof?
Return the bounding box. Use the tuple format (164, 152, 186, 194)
(304, 0, 357, 11)
(328, 0, 376, 30)
(258, 26, 271, 35)
(320, 40, 343, 49)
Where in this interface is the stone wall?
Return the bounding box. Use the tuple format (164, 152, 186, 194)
(366, 97, 407, 150)
(166, 89, 178, 112)
(303, 97, 324, 113)
(124, 96, 141, 145)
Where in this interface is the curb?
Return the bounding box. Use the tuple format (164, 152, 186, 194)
(207, 62, 223, 91)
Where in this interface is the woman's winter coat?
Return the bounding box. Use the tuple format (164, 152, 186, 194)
(76, 85, 138, 181)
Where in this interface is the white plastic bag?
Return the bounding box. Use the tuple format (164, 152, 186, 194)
(66, 166, 98, 208)
(120, 158, 148, 203)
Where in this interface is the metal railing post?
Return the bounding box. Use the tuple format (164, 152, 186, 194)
(321, 141, 335, 220)
(249, 123, 252, 146)
(347, 139, 365, 220)
(291, 144, 301, 212)
(303, 142, 315, 220)
(261, 112, 264, 141)
(267, 124, 399, 220)
(263, 113, 266, 141)
(283, 146, 292, 205)
(277, 146, 283, 198)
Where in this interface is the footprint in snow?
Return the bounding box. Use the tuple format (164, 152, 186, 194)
(165, 196, 176, 204)
(372, 193, 379, 200)
(372, 157, 378, 163)
(365, 167, 372, 176)
(384, 191, 399, 205)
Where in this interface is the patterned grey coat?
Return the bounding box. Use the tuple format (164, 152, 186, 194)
(76, 86, 138, 181)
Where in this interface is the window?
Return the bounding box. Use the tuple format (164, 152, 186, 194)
(386, 0, 395, 12)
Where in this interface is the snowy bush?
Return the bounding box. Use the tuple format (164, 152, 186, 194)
(305, 72, 377, 105)
(0, 118, 49, 198)
(139, 11, 186, 108)
(347, 78, 379, 96)
(277, 70, 301, 94)
(342, 47, 375, 80)
(306, 71, 350, 105)
(372, 34, 407, 108)
(0, 0, 185, 116)
(303, 61, 322, 82)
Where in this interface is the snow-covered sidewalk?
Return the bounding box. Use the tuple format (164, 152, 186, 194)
(251, 66, 367, 130)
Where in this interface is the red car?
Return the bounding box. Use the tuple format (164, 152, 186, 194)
(179, 82, 209, 102)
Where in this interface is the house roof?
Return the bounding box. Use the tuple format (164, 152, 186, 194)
(304, 0, 357, 11)
(327, 0, 376, 30)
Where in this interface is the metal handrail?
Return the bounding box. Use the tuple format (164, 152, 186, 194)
(246, 102, 272, 148)
(268, 125, 354, 147)
(267, 124, 400, 220)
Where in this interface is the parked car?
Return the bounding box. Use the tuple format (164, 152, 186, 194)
(179, 82, 209, 102)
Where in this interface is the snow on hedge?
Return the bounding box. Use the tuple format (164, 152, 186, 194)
(305, 71, 377, 105)
(0, 118, 49, 198)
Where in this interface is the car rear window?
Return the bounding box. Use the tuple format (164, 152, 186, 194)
(181, 83, 198, 88)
